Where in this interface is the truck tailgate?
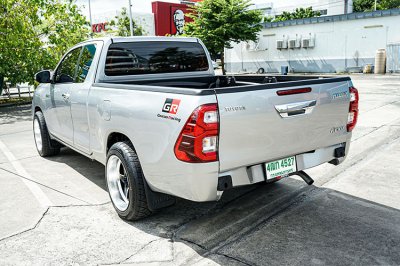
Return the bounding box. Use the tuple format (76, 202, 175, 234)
(216, 79, 351, 172)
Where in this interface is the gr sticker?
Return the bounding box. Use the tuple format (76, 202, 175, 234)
(162, 98, 181, 114)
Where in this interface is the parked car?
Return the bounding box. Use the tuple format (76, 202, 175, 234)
(33, 37, 359, 220)
(211, 60, 218, 69)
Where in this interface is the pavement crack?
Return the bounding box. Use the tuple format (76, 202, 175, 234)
(362, 100, 400, 114)
(102, 239, 160, 265)
(171, 185, 262, 239)
(179, 237, 252, 265)
(211, 187, 318, 251)
(214, 252, 254, 266)
(0, 207, 50, 242)
(50, 202, 111, 208)
(168, 190, 260, 266)
(0, 202, 111, 243)
(173, 187, 318, 266)
(0, 166, 91, 204)
(351, 125, 383, 142)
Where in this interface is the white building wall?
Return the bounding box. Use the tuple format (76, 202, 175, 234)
(252, 0, 352, 16)
(225, 14, 400, 73)
(132, 12, 155, 36)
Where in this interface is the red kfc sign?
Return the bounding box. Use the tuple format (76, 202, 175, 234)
(92, 22, 108, 33)
(152, 1, 194, 36)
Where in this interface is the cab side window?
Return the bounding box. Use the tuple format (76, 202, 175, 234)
(54, 47, 82, 83)
(76, 44, 97, 83)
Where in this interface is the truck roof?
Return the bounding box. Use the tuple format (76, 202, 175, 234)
(77, 36, 200, 46)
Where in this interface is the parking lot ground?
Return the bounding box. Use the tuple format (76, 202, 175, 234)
(0, 74, 399, 265)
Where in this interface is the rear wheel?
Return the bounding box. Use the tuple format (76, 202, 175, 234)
(33, 111, 60, 157)
(106, 141, 152, 221)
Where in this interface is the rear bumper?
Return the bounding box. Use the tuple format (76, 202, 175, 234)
(149, 141, 350, 202)
(218, 141, 350, 189)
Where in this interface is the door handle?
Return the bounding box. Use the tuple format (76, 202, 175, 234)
(62, 93, 70, 100)
(275, 100, 317, 118)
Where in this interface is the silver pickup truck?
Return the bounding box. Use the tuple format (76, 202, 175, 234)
(33, 37, 359, 220)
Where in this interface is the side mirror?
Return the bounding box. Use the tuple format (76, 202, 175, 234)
(35, 70, 51, 83)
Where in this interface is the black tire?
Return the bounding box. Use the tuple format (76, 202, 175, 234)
(257, 67, 265, 74)
(106, 141, 152, 221)
(33, 111, 61, 157)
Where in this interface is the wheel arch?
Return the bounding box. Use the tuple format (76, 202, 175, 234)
(33, 106, 42, 118)
(105, 132, 176, 214)
(105, 132, 148, 185)
(106, 132, 134, 153)
(34, 106, 42, 114)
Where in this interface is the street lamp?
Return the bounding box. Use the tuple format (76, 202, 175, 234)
(88, 0, 93, 37)
(88, 0, 93, 28)
(128, 0, 134, 36)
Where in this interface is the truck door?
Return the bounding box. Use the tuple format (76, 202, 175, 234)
(70, 44, 98, 154)
(50, 47, 83, 145)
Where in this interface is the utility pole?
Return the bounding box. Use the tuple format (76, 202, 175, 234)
(128, 0, 134, 36)
(374, 0, 377, 11)
(88, 0, 93, 37)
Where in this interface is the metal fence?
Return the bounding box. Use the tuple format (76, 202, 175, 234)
(387, 43, 400, 73)
(0, 83, 33, 98)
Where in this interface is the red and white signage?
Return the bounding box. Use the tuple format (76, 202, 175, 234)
(152, 1, 195, 36)
(92, 22, 108, 33)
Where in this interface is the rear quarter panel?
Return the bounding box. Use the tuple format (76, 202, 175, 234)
(88, 85, 220, 201)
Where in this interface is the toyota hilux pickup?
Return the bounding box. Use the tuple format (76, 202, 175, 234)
(33, 37, 359, 220)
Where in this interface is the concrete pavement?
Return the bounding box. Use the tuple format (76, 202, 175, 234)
(0, 75, 399, 265)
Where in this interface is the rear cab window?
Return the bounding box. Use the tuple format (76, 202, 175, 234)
(105, 41, 209, 76)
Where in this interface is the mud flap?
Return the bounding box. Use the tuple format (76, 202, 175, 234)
(143, 179, 176, 212)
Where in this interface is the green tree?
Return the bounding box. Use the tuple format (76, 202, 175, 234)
(0, 0, 43, 87)
(184, 0, 263, 74)
(379, 0, 400, 9)
(39, 1, 90, 65)
(353, 0, 400, 12)
(0, 0, 89, 88)
(273, 7, 321, 22)
(109, 7, 144, 37)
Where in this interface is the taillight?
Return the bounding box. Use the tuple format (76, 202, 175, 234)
(174, 103, 219, 163)
(277, 87, 312, 96)
(347, 86, 359, 132)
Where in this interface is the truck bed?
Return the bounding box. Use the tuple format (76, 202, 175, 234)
(96, 75, 351, 95)
(95, 74, 353, 172)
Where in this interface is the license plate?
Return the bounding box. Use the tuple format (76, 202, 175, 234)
(265, 156, 297, 180)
